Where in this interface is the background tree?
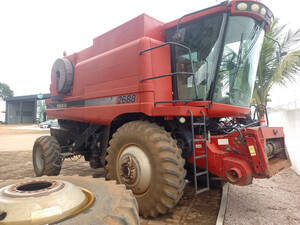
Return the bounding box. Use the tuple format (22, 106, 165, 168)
(252, 19, 300, 118)
(37, 100, 46, 122)
(0, 82, 14, 99)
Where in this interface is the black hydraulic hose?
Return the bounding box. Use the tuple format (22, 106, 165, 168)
(214, 121, 260, 142)
(215, 126, 244, 141)
(239, 121, 260, 129)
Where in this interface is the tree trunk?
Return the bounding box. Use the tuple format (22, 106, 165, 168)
(257, 104, 265, 120)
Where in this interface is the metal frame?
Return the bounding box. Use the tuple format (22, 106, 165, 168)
(139, 42, 200, 106)
(57, 123, 111, 168)
(60, 124, 101, 154)
(188, 110, 210, 194)
(208, 12, 230, 101)
(139, 41, 198, 99)
(140, 72, 194, 82)
(140, 70, 196, 107)
(154, 99, 194, 107)
(176, 1, 229, 34)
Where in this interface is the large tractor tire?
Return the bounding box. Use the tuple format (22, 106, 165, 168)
(51, 58, 74, 94)
(0, 176, 139, 225)
(105, 121, 186, 217)
(32, 136, 62, 176)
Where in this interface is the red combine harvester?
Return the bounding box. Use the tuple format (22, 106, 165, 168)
(33, 0, 291, 217)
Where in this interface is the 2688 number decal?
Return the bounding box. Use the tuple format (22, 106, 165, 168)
(118, 94, 136, 104)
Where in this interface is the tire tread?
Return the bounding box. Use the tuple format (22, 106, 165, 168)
(32, 136, 62, 176)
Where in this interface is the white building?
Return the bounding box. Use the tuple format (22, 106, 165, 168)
(268, 77, 300, 175)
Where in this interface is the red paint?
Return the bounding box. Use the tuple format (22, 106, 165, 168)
(189, 127, 290, 185)
(46, 1, 289, 185)
(47, 1, 273, 123)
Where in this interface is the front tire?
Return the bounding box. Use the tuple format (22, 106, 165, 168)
(105, 121, 186, 217)
(32, 136, 62, 176)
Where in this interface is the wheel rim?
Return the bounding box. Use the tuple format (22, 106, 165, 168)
(0, 179, 93, 225)
(35, 146, 44, 172)
(118, 145, 151, 195)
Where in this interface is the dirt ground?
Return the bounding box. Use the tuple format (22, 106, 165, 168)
(225, 168, 300, 225)
(0, 124, 221, 225)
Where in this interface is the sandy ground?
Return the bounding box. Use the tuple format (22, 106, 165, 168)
(0, 124, 221, 225)
(225, 168, 300, 225)
(0, 124, 49, 152)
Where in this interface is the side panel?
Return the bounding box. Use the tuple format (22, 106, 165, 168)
(47, 37, 173, 125)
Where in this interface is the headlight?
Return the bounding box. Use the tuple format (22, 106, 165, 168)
(237, 2, 248, 11)
(179, 117, 186, 124)
(235, 1, 273, 25)
(251, 4, 260, 12)
(260, 7, 267, 16)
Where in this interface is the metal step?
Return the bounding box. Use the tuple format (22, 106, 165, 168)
(193, 122, 205, 126)
(195, 187, 210, 194)
(194, 138, 206, 142)
(196, 171, 208, 176)
(195, 155, 206, 159)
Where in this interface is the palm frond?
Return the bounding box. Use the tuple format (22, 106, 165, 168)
(252, 18, 300, 106)
(272, 50, 300, 86)
(281, 29, 300, 52)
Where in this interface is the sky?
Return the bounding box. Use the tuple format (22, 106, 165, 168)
(0, 0, 299, 106)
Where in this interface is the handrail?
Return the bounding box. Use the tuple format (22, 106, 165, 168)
(139, 41, 198, 99)
(139, 41, 191, 55)
(140, 72, 194, 82)
(154, 99, 195, 107)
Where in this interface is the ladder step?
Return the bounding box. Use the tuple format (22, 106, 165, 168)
(195, 155, 206, 159)
(189, 109, 210, 195)
(194, 138, 206, 142)
(196, 187, 210, 194)
(196, 171, 208, 176)
(193, 122, 205, 126)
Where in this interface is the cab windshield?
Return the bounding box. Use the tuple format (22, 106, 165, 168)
(165, 14, 265, 107)
(213, 16, 265, 107)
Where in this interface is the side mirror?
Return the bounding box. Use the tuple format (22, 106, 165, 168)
(276, 51, 280, 63)
(265, 35, 286, 62)
(280, 51, 288, 57)
(276, 50, 288, 63)
(173, 28, 186, 42)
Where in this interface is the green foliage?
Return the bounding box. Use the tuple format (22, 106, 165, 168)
(37, 100, 46, 122)
(252, 19, 300, 106)
(0, 82, 14, 99)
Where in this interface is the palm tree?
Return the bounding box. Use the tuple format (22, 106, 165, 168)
(252, 19, 300, 118)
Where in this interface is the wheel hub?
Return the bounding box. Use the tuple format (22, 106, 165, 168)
(120, 155, 139, 187)
(118, 145, 151, 195)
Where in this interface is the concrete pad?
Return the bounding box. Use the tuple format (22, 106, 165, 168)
(224, 168, 300, 225)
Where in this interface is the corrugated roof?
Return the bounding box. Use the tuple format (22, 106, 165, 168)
(5, 93, 50, 102)
(268, 99, 300, 112)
